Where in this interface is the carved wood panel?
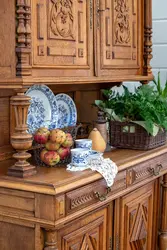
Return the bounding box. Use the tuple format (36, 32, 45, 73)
(58, 208, 108, 250)
(114, 182, 155, 250)
(127, 153, 167, 186)
(95, 0, 143, 77)
(32, 0, 93, 77)
(65, 171, 126, 215)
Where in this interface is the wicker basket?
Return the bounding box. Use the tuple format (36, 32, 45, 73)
(32, 123, 93, 167)
(33, 125, 81, 167)
(109, 121, 166, 150)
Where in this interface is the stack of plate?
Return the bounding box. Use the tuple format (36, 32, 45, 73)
(26, 85, 77, 134)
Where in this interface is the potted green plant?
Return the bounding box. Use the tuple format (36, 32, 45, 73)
(94, 73, 167, 150)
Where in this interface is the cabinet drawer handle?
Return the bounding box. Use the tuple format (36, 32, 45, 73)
(94, 187, 111, 201)
(148, 163, 163, 176)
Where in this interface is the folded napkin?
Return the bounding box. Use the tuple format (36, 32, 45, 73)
(67, 155, 118, 187)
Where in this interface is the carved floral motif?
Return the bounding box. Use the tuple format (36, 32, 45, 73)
(50, 0, 74, 39)
(114, 0, 131, 45)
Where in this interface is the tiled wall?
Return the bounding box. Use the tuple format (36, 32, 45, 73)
(123, 0, 167, 91)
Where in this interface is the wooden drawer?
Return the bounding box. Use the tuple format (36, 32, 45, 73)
(127, 152, 167, 186)
(65, 170, 126, 215)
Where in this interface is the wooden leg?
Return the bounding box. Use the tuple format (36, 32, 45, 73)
(44, 229, 58, 250)
(159, 174, 167, 250)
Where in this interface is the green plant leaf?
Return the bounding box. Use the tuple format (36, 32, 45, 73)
(94, 100, 106, 109)
(103, 108, 122, 121)
(157, 71, 162, 94)
(131, 121, 159, 136)
(162, 80, 167, 98)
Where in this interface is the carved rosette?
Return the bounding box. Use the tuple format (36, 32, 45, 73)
(114, 0, 131, 45)
(16, 0, 32, 76)
(50, 0, 74, 39)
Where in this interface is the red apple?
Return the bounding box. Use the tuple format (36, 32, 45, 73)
(34, 127, 50, 144)
(62, 133, 73, 148)
(40, 148, 48, 162)
(43, 151, 60, 166)
(45, 141, 60, 151)
(50, 129, 66, 144)
(57, 147, 70, 160)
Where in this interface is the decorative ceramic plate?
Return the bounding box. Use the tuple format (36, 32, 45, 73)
(26, 85, 58, 134)
(55, 93, 77, 128)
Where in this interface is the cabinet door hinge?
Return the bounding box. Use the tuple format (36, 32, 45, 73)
(109, 235, 120, 250)
(116, 234, 120, 250)
(90, 0, 93, 29)
(109, 237, 113, 250)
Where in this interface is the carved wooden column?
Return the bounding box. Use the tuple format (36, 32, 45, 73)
(16, 0, 32, 76)
(143, 0, 153, 76)
(159, 174, 167, 250)
(44, 230, 58, 250)
(8, 89, 36, 178)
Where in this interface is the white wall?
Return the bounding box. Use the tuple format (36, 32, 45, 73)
(152, 0, 167, 85)
(123, 0, 167, 91)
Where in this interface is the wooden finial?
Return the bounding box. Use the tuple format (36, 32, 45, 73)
(7, 89, 36, 178)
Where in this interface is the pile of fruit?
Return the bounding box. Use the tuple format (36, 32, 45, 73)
(34, 127, 73, 166)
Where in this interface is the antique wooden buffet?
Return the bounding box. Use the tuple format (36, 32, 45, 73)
(1, 0, 167, 250)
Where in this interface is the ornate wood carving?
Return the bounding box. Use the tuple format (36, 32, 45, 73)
(44, 229, 58, 250)
(16, 0, 32, 76)
(8, 90, 36, 178)
(50, 0, 74, 39)
(60, 209, 106, 250)
(66, 172, 126, 214)
(71, 193, 94, 210)
(129, 203, 147, 249)
(119, 183, 154, 249)
(127, 153, 167, 186)
(159, 174, 167, 250)
(114, 0, 131, 45)
(96, 0, 142, 77)
(33, 0, 93, 77)
(143, 0, 153, 76)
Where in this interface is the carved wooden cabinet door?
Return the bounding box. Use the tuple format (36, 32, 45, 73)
(113, 181, 159, 250)
(32, 0, 94, 77)
(57, 207, 110, 250)
(94, 0, 143, 77)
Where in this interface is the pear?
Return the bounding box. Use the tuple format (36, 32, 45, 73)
(88, 128, 106, 153)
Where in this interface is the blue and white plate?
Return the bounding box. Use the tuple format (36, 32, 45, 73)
(55, 93, 77, 128)
(26, 85, 58, 134)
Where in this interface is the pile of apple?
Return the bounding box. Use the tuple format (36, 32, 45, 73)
(34, 127, 73, 166)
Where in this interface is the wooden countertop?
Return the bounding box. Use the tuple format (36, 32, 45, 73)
(0, 145, 167, 195)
